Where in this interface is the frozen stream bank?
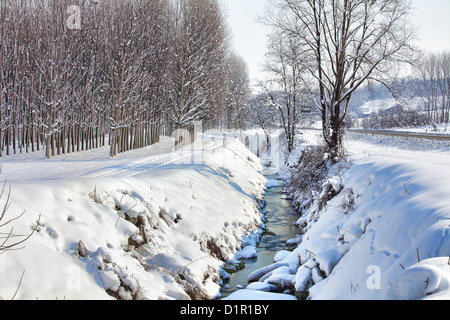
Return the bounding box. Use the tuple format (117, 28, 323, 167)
(219, 176, 300, 300)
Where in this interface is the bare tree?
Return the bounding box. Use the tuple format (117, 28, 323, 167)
(416, 51, 450, 124)
(165, 0, 231, 130)
(248, 91, 278, 148)
(263, 0, 417, 158)
(224, 53, 251, 131)
(0, 0, 244, 157)
(260, 29, 306, 152)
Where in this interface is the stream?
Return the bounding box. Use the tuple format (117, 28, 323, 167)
(219, 175, 300, 299)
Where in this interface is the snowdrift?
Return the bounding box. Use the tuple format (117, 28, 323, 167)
(0, 135, 267, 300)
(232, 131, 450, 300)
(288, 141, 450, 300)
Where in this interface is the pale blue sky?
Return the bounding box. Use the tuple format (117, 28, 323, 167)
(226, 0, 450, 83)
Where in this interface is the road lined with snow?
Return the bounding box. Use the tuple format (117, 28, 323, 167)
(348, 128, 450, 141)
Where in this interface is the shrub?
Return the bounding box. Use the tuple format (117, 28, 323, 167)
(286, 145, 328, 213)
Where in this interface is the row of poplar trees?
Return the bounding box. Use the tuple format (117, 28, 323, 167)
(0, 0, 250, 157)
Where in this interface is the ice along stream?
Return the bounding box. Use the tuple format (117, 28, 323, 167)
(219, 175, 301, 299)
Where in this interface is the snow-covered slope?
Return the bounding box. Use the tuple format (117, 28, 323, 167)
(227, 130, 450, 300)
(0, 134, 267, 300)
(3, 128, 450, 301)
(284, 133, 450, 300)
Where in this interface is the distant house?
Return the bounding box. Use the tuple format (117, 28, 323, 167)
(357, 106, 373, 116)
(300, 105, 312, 113)
(356, 99, 406, 117)
(385, 103, 405, 114)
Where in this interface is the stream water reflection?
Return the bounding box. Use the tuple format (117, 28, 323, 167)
(220, 176, 300, 298)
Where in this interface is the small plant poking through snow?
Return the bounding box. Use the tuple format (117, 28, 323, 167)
(340, 188, 355, 214)
(89, 185, 110, 206)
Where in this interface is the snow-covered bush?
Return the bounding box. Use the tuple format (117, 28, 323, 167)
(285, 145, 348, 217)
(285, 145, 328, 214)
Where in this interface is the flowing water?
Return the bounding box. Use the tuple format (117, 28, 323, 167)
(219, 175, 300, 298)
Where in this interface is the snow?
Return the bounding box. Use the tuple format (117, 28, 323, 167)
(273, 250, 291, 262)
(272, 129, 450, 300)
(236, 246, 258, 259)
(0, 134, 267, 300)
(264, 178, 280, 189)
(295, 265, 312, 292)
(385, 257, 450, 300)
(2, 124, 450, 301)
(230, 127, 450, 300)
(223, 289, 297, 300)
(245, 281, 272, 292)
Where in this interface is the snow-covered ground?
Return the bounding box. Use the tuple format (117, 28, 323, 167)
(305, 133, 450, 299)
(2, 126, 450, 301)
(226, 129, 450, 300)
(0, 134, 268, 300)
(387, 123, 450, 135)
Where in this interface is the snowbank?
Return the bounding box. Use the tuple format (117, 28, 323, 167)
(0, 135, 267, 300)
(241, 130, 450, 300)
(386, 257, 450, 300)
(292, 139, 450, 300)
(223, 289, 297, 300)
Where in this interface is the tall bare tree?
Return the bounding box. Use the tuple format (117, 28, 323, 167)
(263, 0, 417, 158)
(416, 51, 450, 124)
(224, 53, 251, 131)
(0, 0, 245, 157)
(165, 0, 231, 130)
(260, 29, 306, 152)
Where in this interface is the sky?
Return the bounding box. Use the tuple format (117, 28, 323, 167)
(226, 0, 450, 85)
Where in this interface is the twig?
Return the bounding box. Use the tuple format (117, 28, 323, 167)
(77, 240, 87, 258)
(0, 214, 41, 253)
(11, 270, 25, 300)
(116, 203, 137, 228)
(176, 255, 211, 275)
(124, 203, 137, 216)
(114, 215, 121, 229)
(337, 226, 362, 239)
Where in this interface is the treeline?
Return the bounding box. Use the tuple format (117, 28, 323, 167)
(361, 110, 429, 130)
(416, 51, 450, 124)
(358, 51, 450, 130)
(0, 0, 250, 158)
